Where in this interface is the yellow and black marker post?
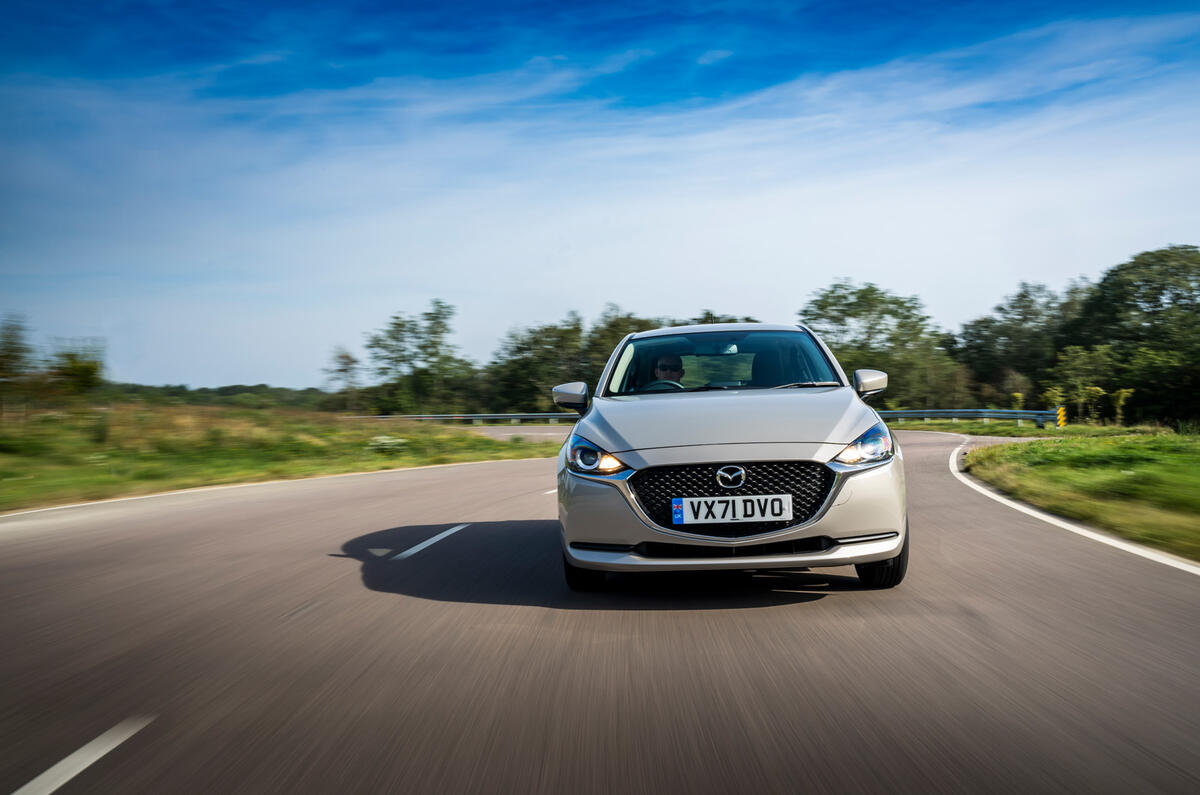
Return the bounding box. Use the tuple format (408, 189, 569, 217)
(1057, 406, 1067, 428)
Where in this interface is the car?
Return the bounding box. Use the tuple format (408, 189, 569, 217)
(553, 322, 907, 591)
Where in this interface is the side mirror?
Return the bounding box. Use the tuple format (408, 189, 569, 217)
(552, 382, 588, 414)
(853, 369, 887, 399)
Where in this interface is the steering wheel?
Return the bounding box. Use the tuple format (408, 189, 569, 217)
(642, 379, 684, 390)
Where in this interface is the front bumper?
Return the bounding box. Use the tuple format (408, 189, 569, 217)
(558, 449, 906, 572)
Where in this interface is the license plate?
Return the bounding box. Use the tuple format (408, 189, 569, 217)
(671, 494, 793, 524)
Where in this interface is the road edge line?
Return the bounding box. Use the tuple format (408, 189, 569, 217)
(947, 438, 1200, 577)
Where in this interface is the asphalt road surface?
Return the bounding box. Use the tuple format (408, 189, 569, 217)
(1, 431, 1197, 794)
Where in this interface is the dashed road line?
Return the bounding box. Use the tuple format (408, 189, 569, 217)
(391, 524, 470, 560)
(14, 715, 156, 795)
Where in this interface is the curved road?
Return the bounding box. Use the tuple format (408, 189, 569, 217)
(1, 432, 1197, 793)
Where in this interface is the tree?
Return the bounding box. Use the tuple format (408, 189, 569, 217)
(0, 314, 33, 405)
(1053, 345, 1113, 421)
(1111, 388, 1135, 426)
(323, 346, 362, 411)
(579, 305, 663, 391)
(952, 283, 1061, 403)
(1061, 245, 1199, 420)
(419, 299, 457, 405)
(49, 338, 106, 396)
(1041, 385, 1064, 412)
(800, 280, 971, 409)
(487, 313, 585, 412)
(365, 314, 418, 383)
(802, 280, 928, 354)
(364, 300, 480, 413)
(412, 301, 483, 411)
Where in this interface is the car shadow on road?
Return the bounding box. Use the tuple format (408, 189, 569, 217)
(337, 520, 865, 610)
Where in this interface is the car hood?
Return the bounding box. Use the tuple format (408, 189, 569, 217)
(575, 387, 877, 454)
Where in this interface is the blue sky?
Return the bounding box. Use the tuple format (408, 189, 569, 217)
(3, 1, 1199, 387)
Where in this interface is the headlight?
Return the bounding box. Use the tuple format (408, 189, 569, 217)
(566, 434, 627, 474)
(833, 421, 894, 465)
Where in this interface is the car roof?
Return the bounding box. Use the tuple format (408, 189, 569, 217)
(630, 322, 813, 339)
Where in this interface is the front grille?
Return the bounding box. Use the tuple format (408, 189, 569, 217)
(629, 461, 836, 538)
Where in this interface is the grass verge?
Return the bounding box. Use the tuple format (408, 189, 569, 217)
(965, 435, 1200, 561)
(890, 418, 1168, 437)
(0, 405, 563, 513)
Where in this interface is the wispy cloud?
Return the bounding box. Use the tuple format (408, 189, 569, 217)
(697, 49, 733, 65)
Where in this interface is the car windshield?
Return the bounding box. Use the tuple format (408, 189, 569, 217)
(604, 329, 842, 395)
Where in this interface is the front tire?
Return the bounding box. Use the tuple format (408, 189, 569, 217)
(855, 523, 909, 588)
(563, 554, 607, 591)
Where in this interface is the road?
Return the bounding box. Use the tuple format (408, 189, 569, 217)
(1, 431, 1197, 793)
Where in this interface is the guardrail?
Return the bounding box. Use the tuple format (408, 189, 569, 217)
(879, 409, 1059, 428)
(347, 408, 1061, 428)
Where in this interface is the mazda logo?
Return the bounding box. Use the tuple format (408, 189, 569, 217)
(715, 465, 746, 489)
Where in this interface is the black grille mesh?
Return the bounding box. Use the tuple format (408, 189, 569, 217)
(629, 461, 835, 537)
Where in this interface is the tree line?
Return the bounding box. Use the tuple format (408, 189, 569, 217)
(326, 245, 1197, 424)
(2, 245, 1196, 424)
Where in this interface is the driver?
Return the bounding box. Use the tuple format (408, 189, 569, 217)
(653, 355, 685, 384)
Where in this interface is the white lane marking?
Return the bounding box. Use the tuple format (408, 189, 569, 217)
(391, 524, 469, 560)
(14, 715, 155, 795)
(948, 441, 1200, 577)
(543, 489, 557, 495)
(0, 457, 554, 522)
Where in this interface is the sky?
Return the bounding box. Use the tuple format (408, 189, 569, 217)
(2, 0, 1199, 388)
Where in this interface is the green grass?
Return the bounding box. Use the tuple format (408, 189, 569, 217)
(0, 405, 563, 513)
(889, 418, 1168, 437)
(965, 435, 1200, 561)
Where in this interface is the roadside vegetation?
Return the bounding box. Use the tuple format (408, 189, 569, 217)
(0, 406, 562, 513)
(965, 434, 1200, 561)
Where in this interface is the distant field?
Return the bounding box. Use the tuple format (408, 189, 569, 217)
(0, 406, 563, 513)
(965, 434, 1200, 561)
(889, 418, 1169, 437)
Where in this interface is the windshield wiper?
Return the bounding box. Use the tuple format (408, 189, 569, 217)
(772, 381, 841, 389)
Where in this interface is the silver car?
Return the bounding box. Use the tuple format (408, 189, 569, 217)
(553, 323, 907, 591)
